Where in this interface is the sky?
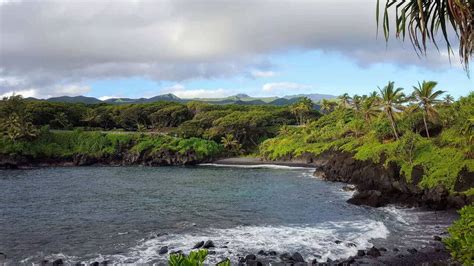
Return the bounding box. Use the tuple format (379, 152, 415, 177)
(0, 0, 472, 100)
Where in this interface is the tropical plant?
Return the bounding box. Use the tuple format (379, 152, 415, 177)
(351, 94, 362, 111)
(360, 96, 381, 122)
(168, 249, 208, 266)
(412, 81, 445, 138)
(443, 205, 474, 265)
(377, 0, 473, 71)
(320, 99, 335, 114)
(290, 97, 314, 125)
(337, 93, 352, 109)
(378, 81, 406, 140)
(444, 94, 455, 105)
(221, 134, 242, 154)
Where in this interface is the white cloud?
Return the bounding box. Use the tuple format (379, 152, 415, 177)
(0, 0, 461, 97)
(1, 89, 37, 98)
(262, 82, 311, 92)
(162, 84, 233, 99)
(98, 95, 120, 101)
(251, 70, 277, 78)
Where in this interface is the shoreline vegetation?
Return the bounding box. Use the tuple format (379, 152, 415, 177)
(1, 83, 473, 265)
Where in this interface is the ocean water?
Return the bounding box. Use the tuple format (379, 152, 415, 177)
(0, 165, 457, 264)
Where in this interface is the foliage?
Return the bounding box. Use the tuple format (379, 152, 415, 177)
(260, 89, 473, 192)
(168, 249, 208, 266)
(443, 205, 474, 265)
(377, 0, 473, 71)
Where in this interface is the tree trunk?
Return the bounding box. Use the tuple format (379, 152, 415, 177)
(387, 109, 399, 140)
(422, 110, 430, 138)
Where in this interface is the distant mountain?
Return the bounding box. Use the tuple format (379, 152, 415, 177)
(40, 92, 335, 106)
(46, 96, 102, 104)
(284, 93, 335, 102)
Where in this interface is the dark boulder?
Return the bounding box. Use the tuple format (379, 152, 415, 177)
(357, 250, 365, 257)
(279, 253, 292, 262)
(347, 190, 387, 207)
(257, 250, 267, 256)
(202, 240, 215, 249)
(193, 241, 204, 249)
(245, 254, 256, 261)
(159, 246, 168, 255)
(334, 240, 342, 244)
(291, 252, 305, 262)
(433, 235, 442, 241)
(366, 247, 381, 257)
(52, 259, 64, 265)
(268, 251, 277, 256)
(407, 248, 417, 254)
(378, 247, 387, 252)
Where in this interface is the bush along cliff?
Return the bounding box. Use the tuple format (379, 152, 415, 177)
(0, 128, 223, 167)
(260, 82, 473, 210)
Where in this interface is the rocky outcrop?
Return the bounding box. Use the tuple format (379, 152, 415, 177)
(317, 151, 472, 209)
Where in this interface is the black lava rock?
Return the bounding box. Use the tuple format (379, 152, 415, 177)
(245, 254, 256, 261)
(203, 240, 215, 249)
(291, 252, 305, 262)
(407, 248, 418, 254)
(433, 235, 442, 241)
(52, 259, 64, 266)
(159, 246, 168, 255)
(379, 247, 387, 252)
(367, 247, 381, 257)
(393, 248, 399, 252)
(279, 253, 292, 262)
(257, 250, 267, 256)
(334, 240, 342, 244)
(357, 250, 365, 257)
(193, 241, 204, 249)
(268, 250, 277, 256)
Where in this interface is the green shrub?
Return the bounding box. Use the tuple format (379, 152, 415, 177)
(443, 205, 474, 265)
(168, 249, 208, 266)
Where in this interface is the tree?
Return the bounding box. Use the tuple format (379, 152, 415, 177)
(320, 99, 335, 114)
(337, 93, 351, 109)
(412, 81, 445, 138)
(360, 96, 381, 122)
(221, 134, 242, 154)
(290, 97, 313, 125)
(378, 81, 406, 140)
(377, 0, 473, 72)
(444, 94, 455, 105)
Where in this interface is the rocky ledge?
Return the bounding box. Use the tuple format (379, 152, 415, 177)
(315, 151, 473, 210)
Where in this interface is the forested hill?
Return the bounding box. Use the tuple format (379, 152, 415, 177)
(31, 93, 335, 106)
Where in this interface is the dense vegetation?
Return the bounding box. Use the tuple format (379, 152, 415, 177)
(0, 96, 319, 154)
(260, 81, 473, 192)
(444, 205, 474, 265)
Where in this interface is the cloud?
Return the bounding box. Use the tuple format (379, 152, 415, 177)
(251, 70, 277, 78)
(262, 82, 311, 92)
(161, 84, 233, 99)
(0, 0, 460, 97)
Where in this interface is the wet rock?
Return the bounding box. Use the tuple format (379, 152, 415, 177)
(433, 235, 442, 241)
(159, 246, 168, 255)
(407, 248, 417, 254)
(99, 261, 111, 265)
(220, 245, 228, 248)
(366, 247, 381, 257)
(291, 252, 305, 262)
(311, 258, 318, 264)
(357, 250, 365, 257)
(208, 251, 216, 255)
(91, 262, 99, 266)
(257, 250, 267, 256)
(238, 257, 246, 263)
(342, 185, 356, 191)
(393, 248, 399, 252)
(379, 247, 387, 252)
(268, 251, 277, 256)
(245, 254, 256, 261)
(52, 259, 64, 265)
(193, 241, 204, 249)
(347, 190, 387, 207)
(279, 253, 292, 262)
(203, 240, 215, 249)
(334, 240, 342, 244)
(40, 260, 49, 266)
(346, 242, 357, 248)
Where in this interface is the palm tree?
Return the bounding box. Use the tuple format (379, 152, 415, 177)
(360, 96, 381, 122)
(337, 93, 351, 109)
(290, 97, 313, 125)
(412, 81, 445, 138)
(221, 134, 242, 154)
(443, 94, 455, 105)
(320, 99, 334, 114)
(377, 0, 473, 72)
(351, 94, 362, 111)
(378, 81, 406, 140)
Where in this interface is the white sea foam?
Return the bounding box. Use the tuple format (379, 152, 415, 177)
(199, 163, 315, 170)
(95, 220, 389, 264)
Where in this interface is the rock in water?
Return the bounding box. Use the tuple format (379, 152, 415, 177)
(433, 235, 442, 241)
(193, 241, 204, 249)
(366, 247, 381, 257)
(357, 250, 365, 257)
(347, 190, 386, 207)
(203, 240, 215, 249)
(52, 259, 64, 265)
(291, 252, 305, 262)
(407, 248, 417, 254)
(159, 246, 168, 255)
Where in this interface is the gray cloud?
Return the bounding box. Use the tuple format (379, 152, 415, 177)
(0, 0, 460, 97)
